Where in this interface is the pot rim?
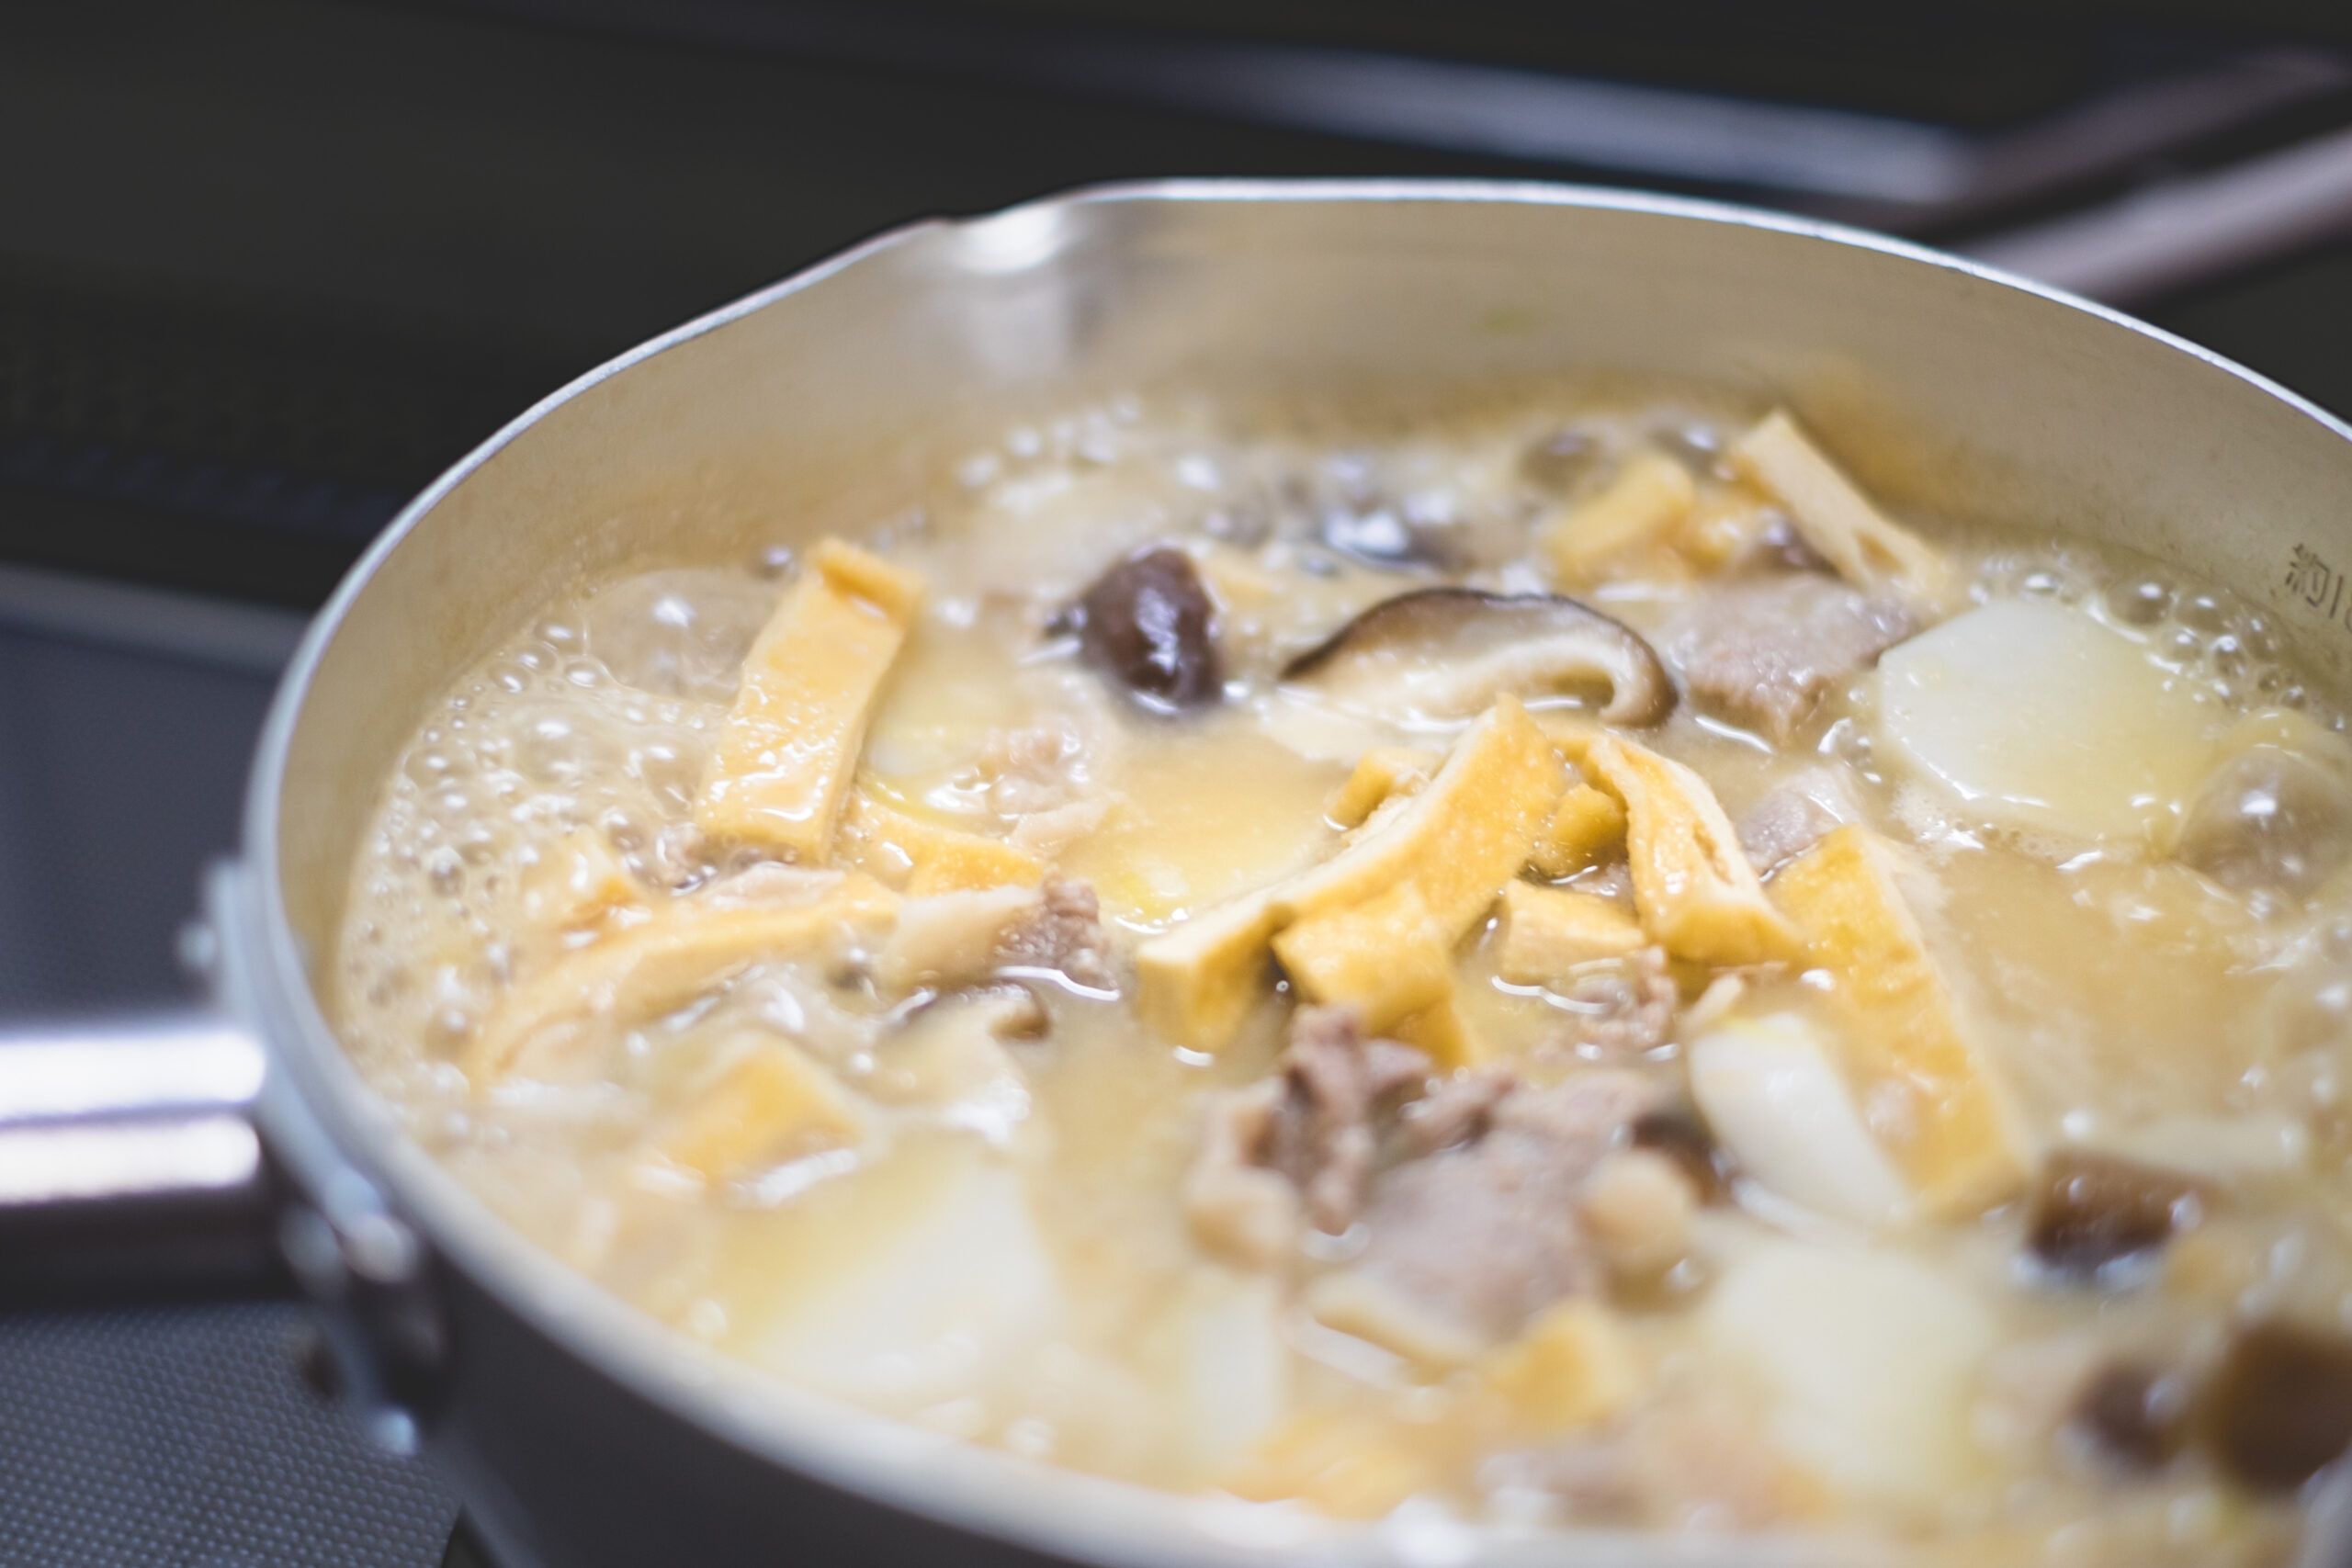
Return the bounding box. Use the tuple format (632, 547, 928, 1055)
(236, 176, 2352, 1568)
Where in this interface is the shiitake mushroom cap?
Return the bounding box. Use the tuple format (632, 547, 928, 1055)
(1281, 588, 1677, 727)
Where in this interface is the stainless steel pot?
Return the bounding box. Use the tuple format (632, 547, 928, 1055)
(9, 180, 2352, 1568)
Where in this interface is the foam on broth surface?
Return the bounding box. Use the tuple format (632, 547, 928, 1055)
(335, 389, 2352, 1562)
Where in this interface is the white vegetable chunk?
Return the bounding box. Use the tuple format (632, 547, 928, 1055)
(1688, 1014, 1911, 1229)
(2073, 1110, 2312, 1184)
(1175, 1269, 1293, 1479)
(751, 1155, 1061, 1414)
(1704, 1243, 1996, 1508)
(1876, 599, 2218, 845)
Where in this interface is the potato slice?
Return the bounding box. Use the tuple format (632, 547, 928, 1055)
(1580, 736, 1801, 967)
(1326, 746, 1441, 829)
(645, 1041, 862, 1182)
(1136, 697, 1562, 1052)
(1480, 1299, 1643, 1438)
(1727, 411, 1951, 613)
(1497, 881, 1647, 986)
(1541, 447, 1695, 587)
(1527, 783, 1627, 879)
(836, 792, 1045, 895)
(1770, 825, 2026, 1214)
(695, 540, 926, 859)
(466, 874, 899, 1084)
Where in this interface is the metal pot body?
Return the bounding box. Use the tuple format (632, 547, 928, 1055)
(71, 182, 2352, 1567)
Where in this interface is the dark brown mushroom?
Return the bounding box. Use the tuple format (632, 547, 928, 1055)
(2072, 1359, 2187, 1471)
(1280, 589, 1676, 726)
(2026, 1149, 2204, 1280)
(1070, 547, 1223, 711)
(2198, 1320, 2352, 1491)
(1629, 1105, 1728, 1202)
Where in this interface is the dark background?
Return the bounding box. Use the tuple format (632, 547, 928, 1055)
(4, 3, 2352, 1563)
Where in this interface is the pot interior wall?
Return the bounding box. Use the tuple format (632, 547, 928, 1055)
(268, 186, 2352, 983)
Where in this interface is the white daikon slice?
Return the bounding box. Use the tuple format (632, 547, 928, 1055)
(2075, 1110, 2312, 1184)
(1689, 1014, 1911, 1229)
(1176, 1269, 1293, 1479)
(1876, 599, 2219, 845)
(750, 1150, 1061, 1414)
(1704, 1242, 1996, 1508)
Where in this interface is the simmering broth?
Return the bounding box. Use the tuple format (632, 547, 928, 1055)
(336, 388, 2352, 1562)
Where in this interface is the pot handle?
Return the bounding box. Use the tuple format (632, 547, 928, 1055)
(0, 1013, 288, 1303)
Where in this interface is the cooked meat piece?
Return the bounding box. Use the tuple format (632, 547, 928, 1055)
(1182, 1005, 1432, 1259)
(1548, 946, 1678, 1060)
(2026, 1149, 2203, 1279)
(1348, 1070, 1663, 1346)
(1182, 1077, 1299, 1268)
(2072, 1359, 2186, 1471)
(977, 726, 1087, 816)
(1677, 575, 1918, 744)
(1267, 1006, 1432, 1234)
(994, 876, 1116, 992)
(1736, 766, 1863, 874)
(1073, 547, 1224, 710)
(1396, 1067, 1518, 1157)
(2198, 1320, 2352, 1491)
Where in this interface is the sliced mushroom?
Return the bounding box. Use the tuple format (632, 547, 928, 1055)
(1280, 589, 1676, 727)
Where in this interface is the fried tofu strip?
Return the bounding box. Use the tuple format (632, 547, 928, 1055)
(1527, 783, 1628, 879)
(1272, 883, 1484, 1066)
(1497, 882, 1646, 987)
(1770, 824, 2027, 1214)
(1272, 882, 1451, 1032)
(466, 874, 899, 1084)
(1580, 736, 1801, 967)
(643, 1041, 862, 1182)
(1136, 697, 1562, 1053)
(695, 540, 925, 860)
(1325, 746, 1441, 829)
(1542, 448, 1696, 588)
(836, 792, 1045, 895)
(1726, 411, 1951, 613)
(1480, 1300, 1643, 1438)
